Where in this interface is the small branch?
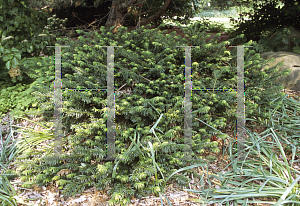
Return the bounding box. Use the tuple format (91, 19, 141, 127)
(138, 74, 151, 82)
(116, 83, 127, 92)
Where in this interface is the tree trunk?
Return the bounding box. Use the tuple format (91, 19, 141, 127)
(105, 0, 173, 34)
(105, 0, 136, 34)
(137, 0, 172, 28)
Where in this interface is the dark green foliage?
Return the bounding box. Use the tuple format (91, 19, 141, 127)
(0, 0, 68, 117)
(0, 0, 66, 84)
(229, 0, 300, 48)
(253, 26, 300, 53)
(13, 22, 289, 205)
(0, 0, 48, 81)
(0, 83, 39, 117)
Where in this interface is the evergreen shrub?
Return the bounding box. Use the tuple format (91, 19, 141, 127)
(13, 22, 290, 205)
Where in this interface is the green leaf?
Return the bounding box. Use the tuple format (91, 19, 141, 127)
(22, 99, 31, 106)
(3, 55, 10, 62)
(11, 47, 19, 52)
(15, 16, 23, 23)
(12, 7, 18, 14)
(8, 26, 15, 32)
(4, 54, 13, 61)
(5, 61, 10, 70)
(14, 21, 19, 27)
(11, 57, 18, 68)
(15, 53, 21, 60)
(293, 45, 300, 54)
(17, 76, 23, 81)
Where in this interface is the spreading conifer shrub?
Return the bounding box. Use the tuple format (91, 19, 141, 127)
(13, 22, 290, 205)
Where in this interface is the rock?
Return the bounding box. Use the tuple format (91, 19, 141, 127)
(260, 51, 300, 91)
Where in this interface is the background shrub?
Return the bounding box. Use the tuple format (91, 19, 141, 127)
(228, 0, 300, 52)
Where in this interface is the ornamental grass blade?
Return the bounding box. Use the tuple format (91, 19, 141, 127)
(163, 163, 207, 188)
(159, 192, 173, 206)
(274, 175, 300, 206)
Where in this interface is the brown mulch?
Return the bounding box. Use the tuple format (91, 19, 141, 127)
(280, 89, 300, 102)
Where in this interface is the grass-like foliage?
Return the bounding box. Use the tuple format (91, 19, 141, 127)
(184, 96, 300, 205)
(10, 22, 292, 205)
(0, 117, 34, 206)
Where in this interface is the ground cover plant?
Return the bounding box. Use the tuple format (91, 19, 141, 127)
(3, 19, 294, 206)
(0, 114, 36, 206)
